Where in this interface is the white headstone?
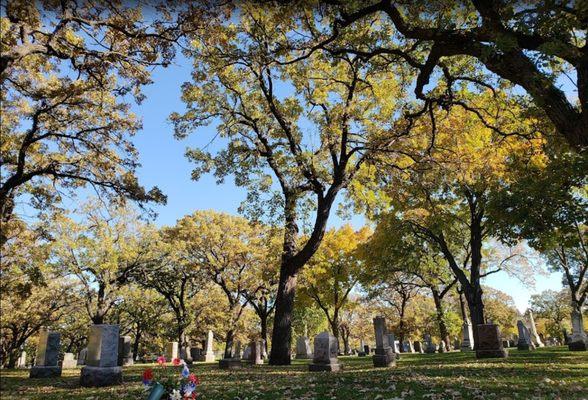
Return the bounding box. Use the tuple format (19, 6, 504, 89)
(526, 310, 544, 347)
(16, 351, 26, 368)
(61, 352, 77, 369)
(461, 319, 474, 352)
(204, 330, 215, 362)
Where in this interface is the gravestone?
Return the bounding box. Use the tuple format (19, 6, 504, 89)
(526, 310, 544, 347)
(16, 351, 27, 368)
(424, 334, 437, 354)
(242, 344, 252, 360)
(248, 340, 263, 365)
(80, 324, 122, 387)
(358, 339, 367, 356)
(30, 328, 61, 378)
(181, 344, 193, 364)
(439, 341, 446, 353)
(309, 331, 340, 372)
(563, 328, 571, 345)
(386, 334, 401, 359)
(453, 339, 461, 350)
(204, 330, 216, 362)
(372, 316, 395, 368)
(219, 340, 242, 369)
(569, 308, 588, 351)
(77, 347, 87, 366)
(517, 320, 535, 351)
(475, 324, 508, 359)
(461, 319, 474, 352)
(61, 352, 77, 369)
(261, 339, 268, 360)
(413, 341, 423, 354)
(165, 341, 179, 361)
(190, 348, 201, 360)
(118, 336, 134, 366)
(403, 340, 415, 353)
(295, 336, 312, 359)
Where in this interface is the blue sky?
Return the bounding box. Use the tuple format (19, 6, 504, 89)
(128, 53, 562, 312)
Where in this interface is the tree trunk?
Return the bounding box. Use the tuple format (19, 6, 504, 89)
(269, 193, 300, 365)
(269, 265, 297, 365)
(260, 312, 268, 354)
(432, 289, 451, 351)
(268, 190, 338, 365)
(397, 296, 408, 352)
(458, 288, 468, 321)
(6, 350, 18, 369)
(133, 329, 142, 361)
(340, 325, 351, 355)
(329, 310, 340, 351)
(464, 285, 485, 349)
(224, 329, 235, 359)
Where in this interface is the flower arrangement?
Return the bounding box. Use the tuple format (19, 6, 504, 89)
(143, 356, 200, 400)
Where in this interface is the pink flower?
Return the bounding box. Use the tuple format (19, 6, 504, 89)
(172, 357, 181, 366)
(157, 356, 166, 365)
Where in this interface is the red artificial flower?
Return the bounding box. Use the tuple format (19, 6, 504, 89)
(188, 373, 199, 384)
(157, 356, 166, 365)
(172, 357, 181, 366)
(142, 368, 154, 381)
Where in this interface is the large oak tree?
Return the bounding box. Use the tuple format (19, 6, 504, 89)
(172, 5, 413, 364)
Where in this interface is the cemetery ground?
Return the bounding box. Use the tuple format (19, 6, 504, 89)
(1, 348, 587, 400)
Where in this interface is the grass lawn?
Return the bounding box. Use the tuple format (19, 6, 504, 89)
(1, 347, 586, 399)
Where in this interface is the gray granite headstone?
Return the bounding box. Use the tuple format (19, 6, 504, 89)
(569, 308, 588, 351)
(517, 320, 534, 350)
(80, 324, 122, 387)
(424, 334, 437, 354)
(181, 344, 193, 364)
(246, 340, 263, 365)
(30, 328, 62, 378)
(372, 316, 395, 367)
(358, 339, 367, 356)
(190, 348, 201, 360)
(118, 336, 134, 366)
(219, 339, 242, 369)
(242, 344, 252, 360)
(295, 336, 312, 359)
(475, 324, 508, 359)
(309, 331, 340, 372)
(77, 347, 87, 366)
